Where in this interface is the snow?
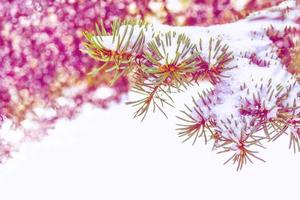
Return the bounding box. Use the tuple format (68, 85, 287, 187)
(92, 0, 300, 142)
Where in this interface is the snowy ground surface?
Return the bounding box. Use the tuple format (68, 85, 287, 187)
(0, 103, 300, 200)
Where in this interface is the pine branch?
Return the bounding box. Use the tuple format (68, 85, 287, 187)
(176, 92, 215, 145)
(217, 132, 266, 171)
(192, 37, 236, 84)
(126, 75, 175, 121)
(82, 19, 147, 85)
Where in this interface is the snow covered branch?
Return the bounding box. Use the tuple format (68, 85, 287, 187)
(83, 0, 300, 170)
